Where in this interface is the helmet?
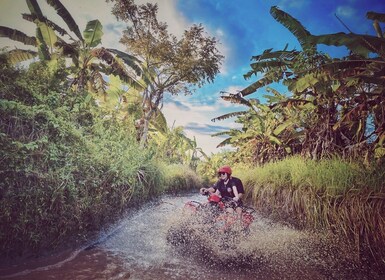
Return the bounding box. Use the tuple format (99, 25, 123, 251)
(218, 165, 232, 175)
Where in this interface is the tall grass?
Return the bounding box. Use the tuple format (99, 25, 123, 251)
(239, 156, 385, 263)
(159, 163, 204, 194)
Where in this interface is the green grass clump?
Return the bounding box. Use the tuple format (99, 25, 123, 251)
(159, 163, 203, 193)
(240, 156, 385, 265)
(242, 156, 384, 196)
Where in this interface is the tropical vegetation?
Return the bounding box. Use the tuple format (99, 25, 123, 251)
(1, 0, 385, 272)
(0, 0, 211, 258)
(214, 6, 385, 165)
(210, 6, 385, 266)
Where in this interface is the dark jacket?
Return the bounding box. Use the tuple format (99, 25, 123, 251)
(212, 176, 244, 199)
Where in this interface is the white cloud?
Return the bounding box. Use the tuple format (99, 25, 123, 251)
(162, 92, 244, 154)
(277, 0, 310, 10)
(335, 6, 357, 18)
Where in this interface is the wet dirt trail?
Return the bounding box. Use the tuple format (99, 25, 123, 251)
(0, 193, 382, 280)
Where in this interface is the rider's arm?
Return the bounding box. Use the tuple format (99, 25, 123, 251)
(232, 185, 240, 201)
(200, 185, 216, 195)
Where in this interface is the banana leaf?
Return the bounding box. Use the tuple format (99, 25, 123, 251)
(270, 6, 315, 51)
(211, 111, 248, 122)
(108, 48, 143, 77)
(307, 33, 385, 57)
(0, 26, 37, 46)
(5, 49, 38, 64)
(37, 22, 57, 49)
(273, 120, 294, 136)
(45, 0, 83, 41)
(83, 20, 103, 48)
(26, 0, 44, 20)
(22, 13, 69, 37)
(35, 27, 50, 60)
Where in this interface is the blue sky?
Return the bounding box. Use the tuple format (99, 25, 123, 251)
(1, 0, 384, 154)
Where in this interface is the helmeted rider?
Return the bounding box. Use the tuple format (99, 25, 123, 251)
(200, 165, 244, 216)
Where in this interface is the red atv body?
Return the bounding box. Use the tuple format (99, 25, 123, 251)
(183, 193, 255, 233)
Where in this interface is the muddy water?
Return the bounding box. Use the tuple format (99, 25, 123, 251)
(0, 193, 382, 280)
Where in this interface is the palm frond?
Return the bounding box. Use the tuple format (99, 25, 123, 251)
(5, 49, 38, 64)
(211, 111, 248, 122)
(0, 26, 37, 46)
(241, 71, 284, 96)
(307, 33, 385, 57)
(45, 0, 83, 41)
(216, 137, 233, 148)
(22, 13, 70, 37)
(270, 6, 315, 51)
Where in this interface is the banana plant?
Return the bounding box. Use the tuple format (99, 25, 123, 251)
(0, 0, 144, 93)
(211, 89, 305, 164)
(305, 11, 385, 158)
(227, 6, 385, 161)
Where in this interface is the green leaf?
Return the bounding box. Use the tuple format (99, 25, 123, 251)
(150, 110, 168, 134)
(307, 33, 385, 57)
(26, 0, 44, 20)
(0, 26, 37, 46)
(331, 81, 340, 92)
(6, 49, 38, 64)
(273, 121, 293, 136)
(268, 135, 282, 145)
(107, 48, 144, 78)
(37, 21, 57, 49)
(270, 6, 315, 51)
(83, 20, 103, 47)
(36, 26, 50, 60)
(45, 0, 83, 41)
(291, 73, 319, 93)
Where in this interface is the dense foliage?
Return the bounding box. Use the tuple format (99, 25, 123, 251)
(0, 57, 202, 258)
(213, 7, 385, 165)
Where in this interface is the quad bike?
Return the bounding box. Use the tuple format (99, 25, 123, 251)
(183, 192, 256, 234)
(167, 192, 257, 247)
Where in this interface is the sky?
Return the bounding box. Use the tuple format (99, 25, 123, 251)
(1, 0, 384, 154)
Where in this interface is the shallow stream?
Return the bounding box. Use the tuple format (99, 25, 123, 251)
(0, 193, 382, 279)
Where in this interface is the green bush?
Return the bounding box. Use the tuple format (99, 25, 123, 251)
(0, 59, 162, 257)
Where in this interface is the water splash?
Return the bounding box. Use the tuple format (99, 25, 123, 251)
(1, 193, 382, 280)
